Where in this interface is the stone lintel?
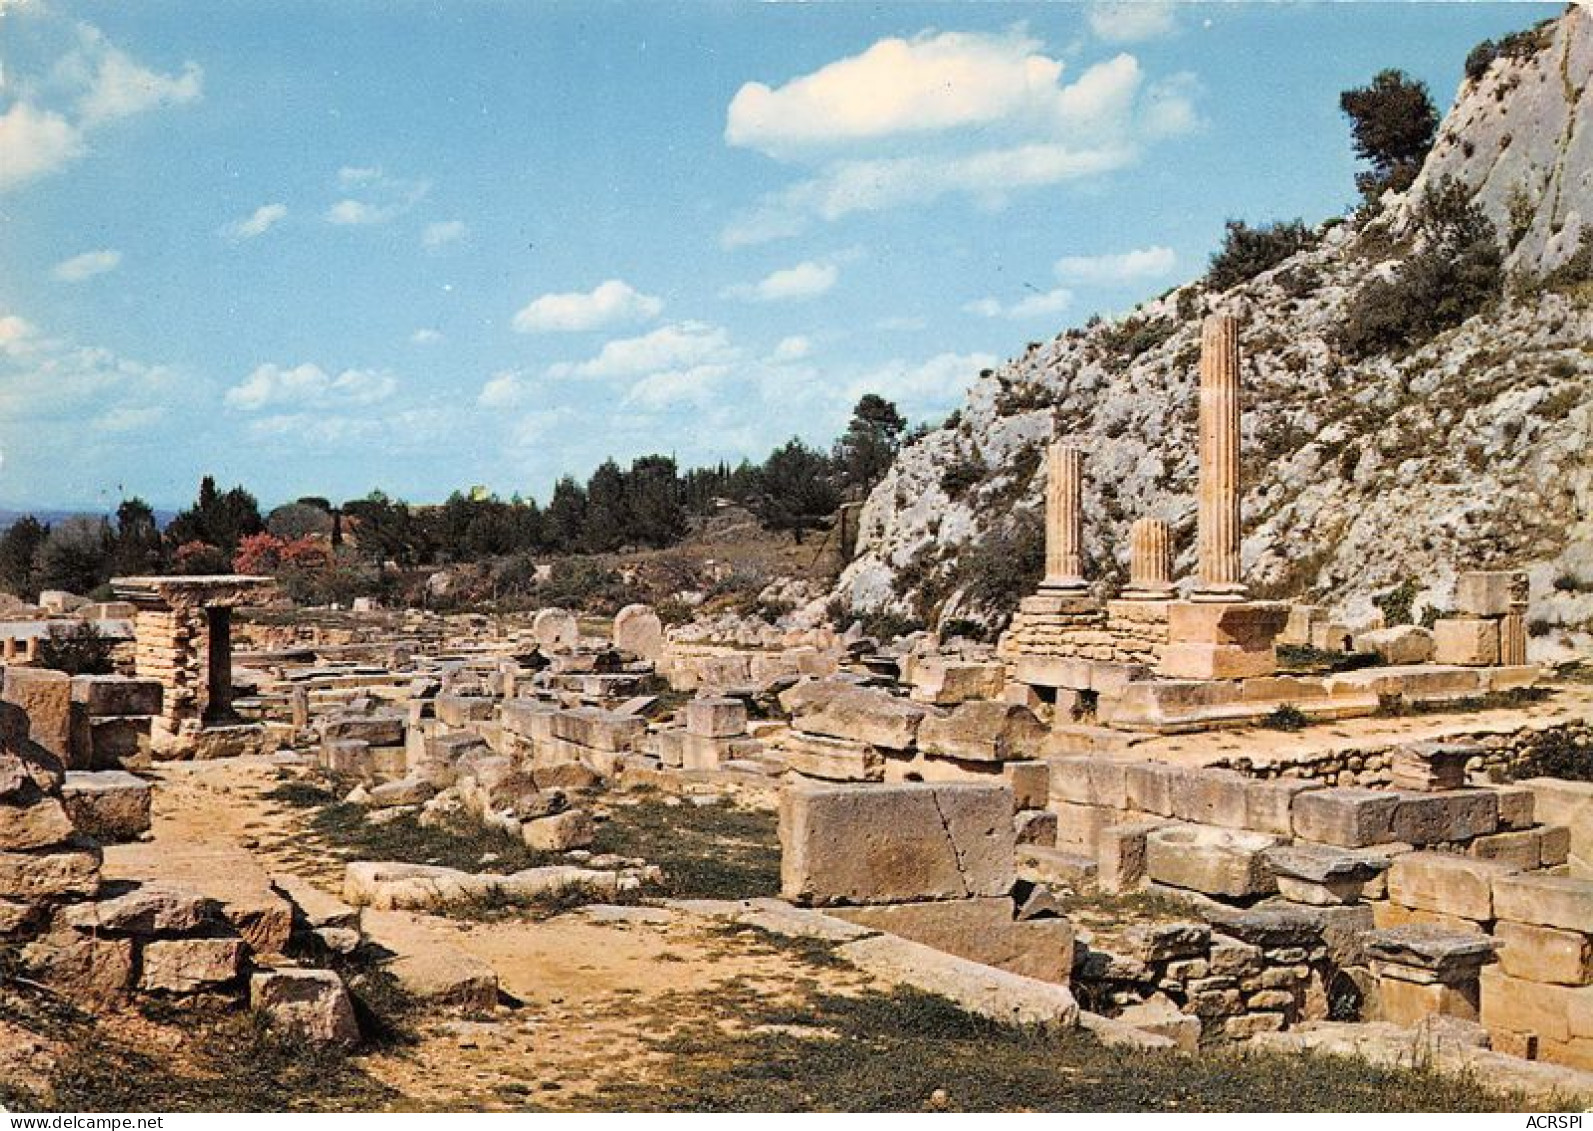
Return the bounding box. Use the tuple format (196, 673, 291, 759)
(112, 575, 277, 610)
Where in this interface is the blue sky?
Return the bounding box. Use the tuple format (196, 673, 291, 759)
(0, 0, 1558, 512)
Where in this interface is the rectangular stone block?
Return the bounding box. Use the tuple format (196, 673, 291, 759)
(685, 697, 748, 739)
(779, 781, 1015, 906)
(1454, 570, 1527, 618)
(1097, 820, 1169, 894)
(1480, 966, 1593, 1049)
(1494, 921, 1593, 986)
(799, 689, 935, 751)
(1005, 761, 1048, 811)
(69, 676, 163, 718)
(1494, 785, 1536, 831)
(831, 896, 1073, 984)
(1468, 829, 1544, 871)
(1245, 779, 1320, 836)
(1492, 873, 1593, 934)
(551, 707, 645, 752)
(2, 667, 72, 759)
(1125, 761, 1175, 816)
(1292, 788, 1400, 847)
(1432, 618, 1501, 667)
(1168, 767, 1250, 829)
(1051, 800, 1119, 854)
(1046, 756, 1128, 810)
(1144, 825, 1279, 899)
(783, 732, 883, 782)
(1386, 852, 1517, 922)
(1166, 601, 1290, 648)
(1378, 974, 1479, 1026)
(1523, 778, 1593, 878)
(1158, 643, 1277, 681)
(1390, 790, 1498, 846)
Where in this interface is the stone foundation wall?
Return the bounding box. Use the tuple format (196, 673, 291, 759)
(999, 600, 1169, 668)
(1208, 720, 1593, 787)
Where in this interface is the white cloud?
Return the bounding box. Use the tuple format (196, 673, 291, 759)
(51, 249, 121, 282)
(624, 364, 737, 410)
(422, 219, 467, 247)
(964, 285, 1074, 320)
(772, 335, 812, 362)
(550, 321, 733, 380)
(225, 362, 397, 411)
(337, 166, 383, 187)
(721, 31, 1197, 245)
(410, 328, 443, 345)
(478, 370, 532, 408)
(844, 351, 997, 419)
(0, 308, 186, 500)
(92, 405, 165, 433)
(727, 30, 1068, 157)
(324, 167, 428, 226)
(70, 26, 203, 126)
(726, 260, 838, 302)
(1088, 2, 1179, 44)
(325, 199, 389, 226)
(512, 279, 664, 334)
(0, 25, 202, 193)
(0, 103, 84, 189)
(1053, 244, 1177, 284)
(222, 203, 287, 241)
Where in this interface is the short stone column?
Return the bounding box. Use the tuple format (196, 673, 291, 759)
(1041, 441, 1088, 595)
(1194, 313, 1247, 602)
(1124, 517, 1175, 599)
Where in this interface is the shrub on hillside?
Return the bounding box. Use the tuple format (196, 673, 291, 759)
(1205, 220, 1317, 292)
(1339, 178, 1503, 358)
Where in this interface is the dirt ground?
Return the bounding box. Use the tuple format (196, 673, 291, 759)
(10, 751, 1576, 1112)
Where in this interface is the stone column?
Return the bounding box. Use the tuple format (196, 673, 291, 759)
(1193, 313, 1247, 601)
(1042, 441, 1088, 594)
(1125, 517, 1175, 599)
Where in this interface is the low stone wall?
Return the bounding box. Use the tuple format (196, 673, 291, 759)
(1208, 719, 1593, 787)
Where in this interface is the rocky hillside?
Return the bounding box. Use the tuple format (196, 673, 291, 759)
(833, 5, 1593, 656)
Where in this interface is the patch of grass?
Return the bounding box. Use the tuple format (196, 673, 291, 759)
(1375, 687, 1552, 718)
(291, 790, 555, 874)
(590, 977, 1532, 1112)
(1276, 644, 1380, 675)
(1261, 704, 1309, 732)
(0, 984, 394, 1113)
(591, 797, 779, 900)
(1508, 727, 1593, 783)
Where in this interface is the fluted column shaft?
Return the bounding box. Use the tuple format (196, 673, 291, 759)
(1195, 314, 1247, 600)
(1127, 517, 1174, 597)
(1043, 442, 1088, 593)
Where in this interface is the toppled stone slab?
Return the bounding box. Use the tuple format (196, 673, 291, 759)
(252, 968, 361, 1045)
(140, 937, 245, 993)
(271, 874, 359, 930)
(57, 882, 217, 935)
(1144, 825, 1279, 899)
(798, 689, 938, 751)
(60, 771, 152, 842)
(1366, 925, 1497, 981)
(102, 841, 293, 954)
(837, 932, 1079, 1029)
(831, 896, 1074, 984)
(779, 781, 1015, 906)
(360, 909, 499, 1010)
(343, 860, 632, 912)
(916, 702, 1045, 763)
(1264, 843, 1387, 907)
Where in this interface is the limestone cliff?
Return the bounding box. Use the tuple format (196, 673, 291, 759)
(833, 5, 1593, 655)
